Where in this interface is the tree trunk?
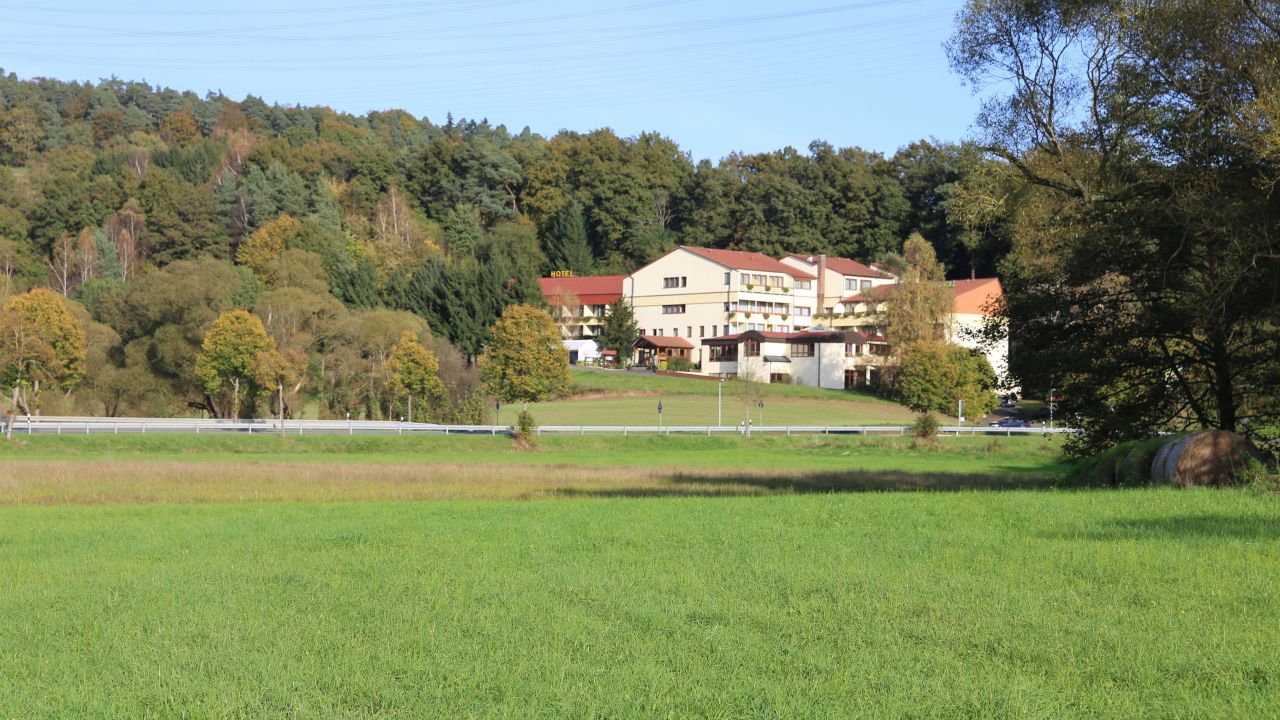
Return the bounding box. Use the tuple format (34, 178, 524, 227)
(1212, 332, 1236, 432)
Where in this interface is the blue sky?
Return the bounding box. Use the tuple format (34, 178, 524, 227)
(0, 0, 984, 162)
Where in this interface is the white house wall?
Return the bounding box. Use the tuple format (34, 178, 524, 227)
(627, 249, 818, 366)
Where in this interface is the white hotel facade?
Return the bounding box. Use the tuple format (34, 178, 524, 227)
(542, 245, 1010, 390)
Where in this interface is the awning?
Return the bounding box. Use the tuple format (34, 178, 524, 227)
(763, 355, 791, 363)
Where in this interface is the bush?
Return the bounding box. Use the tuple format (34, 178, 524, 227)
(515, 410, 537, 443)
(913, 412, 940, 438)
(666, 358, 696, 372)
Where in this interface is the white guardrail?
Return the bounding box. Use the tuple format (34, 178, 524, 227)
(3, 416, 1077, 437)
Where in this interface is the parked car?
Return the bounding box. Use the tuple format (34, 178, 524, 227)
(989, 417, 1031, 428)
(1000, 394, 1019, 408)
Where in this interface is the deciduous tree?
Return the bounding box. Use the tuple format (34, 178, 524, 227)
(193, 309, 279, 419)
(0, 287, 86, 418)
(387, 330, 445, 421)
(479, 304, 568, 408)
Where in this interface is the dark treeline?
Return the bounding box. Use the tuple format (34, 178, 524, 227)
(0, 70, 1002, 417)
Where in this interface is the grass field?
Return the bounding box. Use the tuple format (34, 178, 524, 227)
(1, 433, 1276, 718)
(523, 368, 919, 427)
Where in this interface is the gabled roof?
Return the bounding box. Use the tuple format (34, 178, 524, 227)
(786, 253, 892, 279)
(681, 247, 816, 279)
(839, 277, 1004, 316)
(950, 277, 1003, 314)
(538, 275, 625, 306)
(634, 334, 694, 350)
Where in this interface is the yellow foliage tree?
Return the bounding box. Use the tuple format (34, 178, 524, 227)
(479, 305, 568, 409)
(0, 288, 87, 419)
(237, 214, 300, 285)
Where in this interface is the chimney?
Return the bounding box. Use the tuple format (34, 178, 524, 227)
(817, 254, 827, 316)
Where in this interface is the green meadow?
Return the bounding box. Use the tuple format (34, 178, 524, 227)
(1, 433, 1276, 718)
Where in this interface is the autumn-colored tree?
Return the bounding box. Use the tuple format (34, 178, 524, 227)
(237, 214, 300, 285)
(107, 200, 147, 282)
(159, 109, 200, 145)
(0, 288, 87, 420)
(479, 304, 568, 408)
(194, 309, 280, 419)
(387, 330, 445, 421)
(885, 232, 952, 349)
(0, 105, 43, 165)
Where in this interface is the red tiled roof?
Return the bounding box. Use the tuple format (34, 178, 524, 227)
(635, 334, 695, 350)
(787, 253, 891, 279)
(950, 277, 1003, 314)
(682, 247, 816, 279)
(840, 277, 1004, 315)
(702, 328, 884, 346)
(538, 275, 625, 306)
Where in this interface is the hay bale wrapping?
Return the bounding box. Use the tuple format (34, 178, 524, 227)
(1150, 430, 1261, 486)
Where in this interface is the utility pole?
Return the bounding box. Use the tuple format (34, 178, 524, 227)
(657, 399, 664, 432)
(1049, 388, 1055, 430)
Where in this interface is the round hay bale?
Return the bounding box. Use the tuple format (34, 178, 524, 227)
(1151, 438, 1185, 483)
(1158, 431, 1262, 487)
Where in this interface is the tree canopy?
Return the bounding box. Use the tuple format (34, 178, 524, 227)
(947, 0, 1280, 454)
(480, 304, 568, 407)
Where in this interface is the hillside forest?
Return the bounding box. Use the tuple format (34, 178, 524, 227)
(0, 70, 1003, 420)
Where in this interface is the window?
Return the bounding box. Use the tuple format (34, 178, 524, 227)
(724, 272, 731, 285)
(740, 274, 749, 286)
(655, 329, 663, 336)
(724, 302, 731, 312)
(710, 345, 737, 362)
(673, 328, 679, 337)
(845, 278, 858, 291)
(662, 304, 686, 314)
(795, 307, 811, 316)
(844, 369, 860, 390)
(844, 343, 862, 357)
(861, 279, 872, 291)
(723, 324, 729, 335)
(767, 275, 782, 287)
(663, 276, 686, 288)
(698, 326, 704, 337)
(751, 274, 767, 286)
(794, 279, 812, 290)
(743, 339, 760, 357)
(710, 326, 717, 337)
(687, 326, 693, 338)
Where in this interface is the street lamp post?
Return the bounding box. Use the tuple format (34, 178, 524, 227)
(1049, 388, 1055, 430)
(657, 400, 664, 432)
(495, 401, 501, 427)
(717, 378, 724, 426)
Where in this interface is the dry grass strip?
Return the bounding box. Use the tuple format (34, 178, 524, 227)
(0, 459, 1057, 506)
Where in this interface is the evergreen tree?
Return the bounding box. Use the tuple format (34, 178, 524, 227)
(544, 200, 592, 274)
(599, 298, 638, 366)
